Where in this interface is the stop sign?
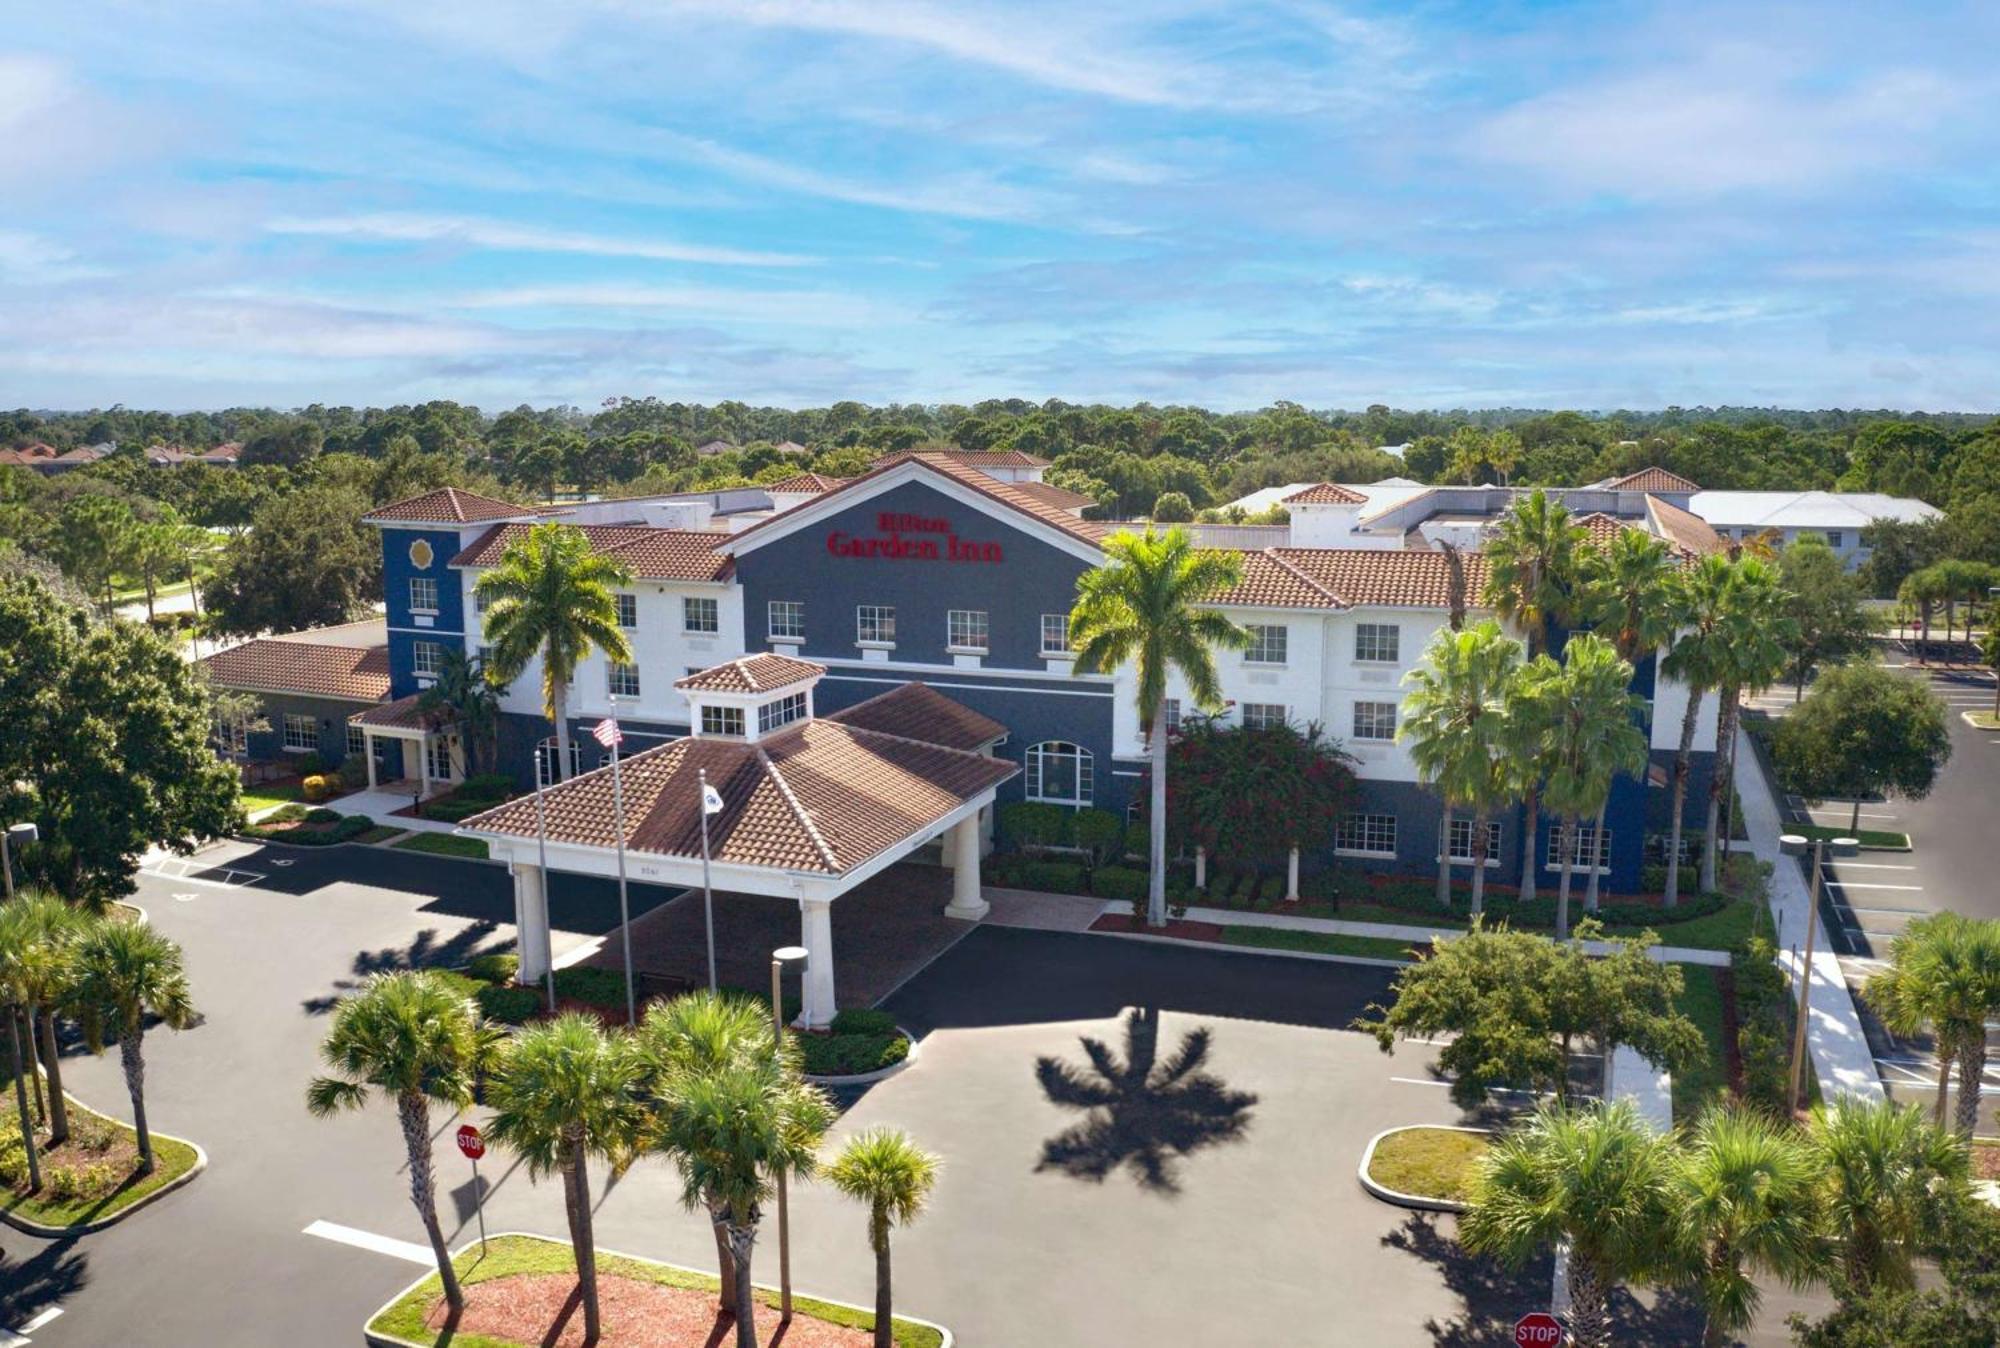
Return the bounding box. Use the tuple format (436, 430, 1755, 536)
(456, 1124, 485, 1160)
(1514, 1312, 1563, 1346)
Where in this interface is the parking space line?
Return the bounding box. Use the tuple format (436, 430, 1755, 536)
(1821, 881, 1925, 891)
(302, 1219, 435, 1265)
(1842, 904, 1930, 916)
(17, 1311, 59, 1335)
(1828, 862, 1916, 871)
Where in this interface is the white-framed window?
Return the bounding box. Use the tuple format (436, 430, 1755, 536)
(683, 596, 719, 634)
(1244, 624, 1288, 665)
(282, 713, 316, 752)
(768, 600, 804, 641)
(1825, 530, 1844, 549)
(215, 715, 249, 756)
(1546, 822, 1612, 873)
(1443, 818, 1503, 865)
(346, 723, 366, 757)
(1352, 700, 1398, 741)
(1335, 813, 1397, 857)
(1355, 622, 1400, 664)
(1242, 703, 1288, 730)
(1164, 698, 1182, 733)
(701, 705, 746, 737)
(757, 691, 808, 734)
(608, 662, 640, 699)
(412, 640, 444, 677)
(1041, 613, 1072, 657)
(948, 609, 989, 652)
(409, 576, 438, 613)
(857, 605, 896, 645)
(1025, 740, 1093, 805)
(474, 587, 490, 614)
(426, 736, 454, 781)
(616, 593, 637, 629)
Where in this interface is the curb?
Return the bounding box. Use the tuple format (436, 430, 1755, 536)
(0, 1117, 208, 1237)
(802, 1027, 921, 1086)
(1357, 1124, 1490, 1215)
(361, 1231, 954, 1348)
(1083, 924, 1416, 970)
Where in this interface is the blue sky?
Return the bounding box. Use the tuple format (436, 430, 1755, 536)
(5, 1, 1999, 411)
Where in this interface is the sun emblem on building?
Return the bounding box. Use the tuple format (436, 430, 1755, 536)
(408, 538, 435, 570)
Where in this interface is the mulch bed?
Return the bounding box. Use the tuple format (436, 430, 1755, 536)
(423, 1272, 877, 1347)
(1716, 965, 1747, 1097)
(1974, 1142, 2000, 1181)
(1089, 913, 1225, 941)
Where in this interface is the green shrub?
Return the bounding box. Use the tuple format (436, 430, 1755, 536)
(1013, 861, 1087, 895)
(829, 1008, 898, 1036)
(456, 772, 514, 802)
(265, 803, 308, 824)
(554, 966, 630, 1008)
(999, 801, 1071, 850)
(792, 1029, 909, 1076)
(467, 952, 520, 984)
(1122, 822, 1151, 861)
(422, 797, 494, 822)
(427, 969, 487, 1001)
(292, 751, 328, 776)
(1089, 865, 1149, 902)
(304, 806, 342, 824)
(301, 773, 338, 802)
(337, 755, 369, 789)
(1731, 936, 1798, 1114)
(0, 1135, 25, 1185)
(1072, 808, 1124, 865)
(476, 984, 542, 1024)
(1640, 864, 1700, 895)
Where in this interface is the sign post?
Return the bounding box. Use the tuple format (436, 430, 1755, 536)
(457, 1123, 487, 1254)
(1514, 1311, 1563, 1346)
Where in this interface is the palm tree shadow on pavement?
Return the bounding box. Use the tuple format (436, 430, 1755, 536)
(300, 922, 512, 1014)
(0, 1238, 88, 1327)
(1381, 1213, 1706, 1346)
(1033, 1007, 1257, 1195)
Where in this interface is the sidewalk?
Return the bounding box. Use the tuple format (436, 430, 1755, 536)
(1734, 723, 1886, 1105)
(333, 788, 466, 835)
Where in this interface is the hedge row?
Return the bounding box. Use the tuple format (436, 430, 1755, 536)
(242, 806, 375, 845)
(986, 854, 1158, 902)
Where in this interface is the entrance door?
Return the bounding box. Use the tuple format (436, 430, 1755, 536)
(373, 735, 403, 784)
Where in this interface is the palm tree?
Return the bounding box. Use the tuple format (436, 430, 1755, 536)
(474, 522, 633, 782)
(1070, 528, 1250, 928)
(1672, 1106, 1825, 1346)
(418, 647, 501, 777)
(649, 1046, 834, 1347)
(1482, 490, 1587, 901)
(1660, 554, 1735, 907)
(1460, 1099, 1677, 1348)
(2, 893, 91, 1144)
(71, 919, 194, 1175)
(1702, 558, 1792, 891)
(486, 1014, 645, 1346)
(1803, 1096, 1969, 1296)
(1863, 913, 2000, 1137)
(0, 904, 47, 1193)
(633, 992, 778, 1309)
(1577, 529, 1677, 910)
(306, 971, 501, 1320)
(1521, 636, 1646, 939)
(1399, 621, 1526, 915)
(826, 1127, 940, 1348)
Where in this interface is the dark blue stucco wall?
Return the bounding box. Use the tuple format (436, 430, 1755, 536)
(380, 524, 470, 697)
(242, 694, 366, 766)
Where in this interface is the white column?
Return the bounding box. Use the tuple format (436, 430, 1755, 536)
(514, 862, 553, 984)
(1287, 846, 1300, 901)
(944, 815, 990, 920)
(1194, 846, 1207, 891)
(364, 732, 378, 789)
(799, 898, 837, 1029)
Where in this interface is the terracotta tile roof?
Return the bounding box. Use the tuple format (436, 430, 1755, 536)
(450, 522, 734, 582)
(1206, 551, 1339, 608)
(823, 681, 1008, 751)
(907, 448, 1050, 469)
(1645, 494, 1728, 556)
(675, 654, 826, 693)
(1282, 482, 1369, 506)
(1604, 466, 1700, 493)
(365, 486, 528, 524)
(462, 718, 1017, 874)
(1007, 480, 1095, 510)
(349, 692, 439, 730)
(1573, 512, 1628, 547)
(1258, 548, 1494, 610)
(200, 638, 391, 702)
(763, 472, 851, 494)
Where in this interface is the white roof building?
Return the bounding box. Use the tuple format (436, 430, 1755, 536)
(1686, 490, 1940, 569)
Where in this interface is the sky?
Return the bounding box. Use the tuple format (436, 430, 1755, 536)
(5, 1, 2000, 412)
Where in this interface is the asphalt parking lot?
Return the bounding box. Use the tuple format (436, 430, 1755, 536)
(1, 842, 1808, 1346)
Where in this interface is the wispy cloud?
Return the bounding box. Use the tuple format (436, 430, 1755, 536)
(264, 212, 816, 267)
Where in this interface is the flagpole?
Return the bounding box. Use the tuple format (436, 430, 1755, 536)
(606, 714, 637, 1028)
(533, 741, 556, 1013)
(699, 767, 717, 993)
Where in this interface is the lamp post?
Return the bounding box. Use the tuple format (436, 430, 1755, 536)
(533, 740, 557, 1012)
(1, 821, 37, 901)
(770, 944, 809, 1322)
(1779, 832, 1858, 1113)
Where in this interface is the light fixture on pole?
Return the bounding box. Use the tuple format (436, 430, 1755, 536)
(592, 713, 637, 1027)
(1, 821, 38, 901)
(698, 769, 724, 993)
(770, 944, 809, 1323)
(1778, 832, 1857, 1113)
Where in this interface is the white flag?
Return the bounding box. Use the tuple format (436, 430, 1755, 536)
(701, 783, 725, 816)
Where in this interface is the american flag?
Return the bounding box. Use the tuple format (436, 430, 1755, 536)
(591, 717, 623, 749)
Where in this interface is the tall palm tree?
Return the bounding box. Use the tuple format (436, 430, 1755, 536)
(650, 1047, 834, 1347)
(71, 919, 195, 1175)
(417, 647, 501, 777)
(1, 893, 91, 1144)
(474, 522, 633, 782)
(1672, 1107, 1825, 1346)
(1070, 528, 1249, 928)
(306, 971, 501, 1320)
(826, 1127, 941, 1348)
(1482, 490, 1588, 901)
(0, 903, 48, 1192)
(1863, 913, 2000, 1137)
(1522, 636, 1646, 939)
(486, 1014, 646, 1346)
(1803, 1096, 1968, 1296)
(1399, 621, 1526, 915)
(1660, 554, 1735, 907)
(1577, 529, 1677, 910)
(1702, 558, 1793, 891)
(1460, 1099, 1677, 1348)
(633, 992, 781, 1309)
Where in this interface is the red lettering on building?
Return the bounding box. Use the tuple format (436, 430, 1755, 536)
(826, 518, 1004, 563)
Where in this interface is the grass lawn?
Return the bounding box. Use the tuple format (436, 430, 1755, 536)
(390, 832, 490, 860)
(1366, 1127, 1490, 1204)
(1, 1094, 200, 1228)
(1965, 710, 1999, 731)
(354, 825, 406, 844)
(1672, 964, 1731, 1123)
(1220, 925, 1421, 962)
(1787, 822, 1913, 850)
(368, 1233, 944, 1348)
(1317, 894, 1765, 952)
(239, 783, 303, 813)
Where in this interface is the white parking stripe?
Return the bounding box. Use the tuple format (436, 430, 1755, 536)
(1828, 862, 1917, 870)
(17, 1311, 59, 1334)
(302, 1219, 436, 1265)
(1822, 881, 1926, 891)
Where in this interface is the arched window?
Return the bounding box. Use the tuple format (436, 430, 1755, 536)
(1025, 741, 1093, 806)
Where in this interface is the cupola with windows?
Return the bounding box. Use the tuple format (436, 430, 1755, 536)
(674, 653, 826, 741)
